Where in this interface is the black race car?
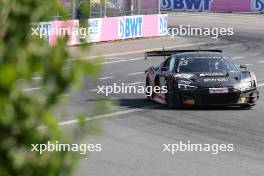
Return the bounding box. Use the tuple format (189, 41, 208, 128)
(145, 50, 259, 108)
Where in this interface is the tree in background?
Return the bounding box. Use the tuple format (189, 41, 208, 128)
(0, 0, 103, 175)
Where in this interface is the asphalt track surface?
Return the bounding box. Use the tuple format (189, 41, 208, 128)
(32, 13, 264, 175)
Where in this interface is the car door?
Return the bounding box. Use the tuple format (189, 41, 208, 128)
(155, 57, 172, 99)
(158, 57, 171, 87)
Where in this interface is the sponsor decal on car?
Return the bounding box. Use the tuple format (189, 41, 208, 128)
(174, 73, 194, 79)
(209, 88, 229, 94)
(199, 72, 226, 77)
(203, 78, 229, 82)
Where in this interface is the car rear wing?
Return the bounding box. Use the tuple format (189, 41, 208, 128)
(144, 50, 222, 59)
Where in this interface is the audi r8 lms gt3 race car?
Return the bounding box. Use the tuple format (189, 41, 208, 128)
(145, 50, 259, 108)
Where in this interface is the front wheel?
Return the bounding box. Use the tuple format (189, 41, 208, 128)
(165, 83, 180, 108)
(165, 92, 174, 108)
(146, 78, 153, 99)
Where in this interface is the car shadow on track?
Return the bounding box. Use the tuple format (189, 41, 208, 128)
(117, 98, 252, 111)
(118, 98, 160, 109)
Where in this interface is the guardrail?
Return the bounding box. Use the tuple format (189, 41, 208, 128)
(60, 0, 160, 19)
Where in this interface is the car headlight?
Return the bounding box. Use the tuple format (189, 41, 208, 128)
(178, 80, 197, 90)
(235, 78, 252, 91)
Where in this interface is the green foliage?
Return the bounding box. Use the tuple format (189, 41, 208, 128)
(0, 0, 102, 176)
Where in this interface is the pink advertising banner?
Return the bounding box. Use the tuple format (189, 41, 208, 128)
(89, 14, 168, 43)
(32, 20, 79, 46)
(100, 17, 119, 42)
(160, 0, 264, 13)
(50, 20, 79, 46)
(35, 14, 168, 45)
(142, 14, 159, 37)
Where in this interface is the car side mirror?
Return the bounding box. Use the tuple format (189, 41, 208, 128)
(240, 64, 247, 71)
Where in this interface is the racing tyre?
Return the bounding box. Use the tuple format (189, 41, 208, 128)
(165, 92, 174, 108)
(146, 78, 153, 100)
(165, 82, 179, 108)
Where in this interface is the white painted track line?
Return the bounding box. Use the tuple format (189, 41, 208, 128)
(127, 72, 145, 76)
(258, 83, 264, 87)
(129, 57, 144, 61)
(56, 105, 158, 127)
(99, 77, 114, 80)
(102, 57, 145, 65)
(89, 89, 99, 92)
(125, 82, 145, 86)
(102, 59, 128, 65)
(232, 56, 243, 60)
(72, 42, 210, 60)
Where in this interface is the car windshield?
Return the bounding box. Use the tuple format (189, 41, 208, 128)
(176, 57, 238, 73)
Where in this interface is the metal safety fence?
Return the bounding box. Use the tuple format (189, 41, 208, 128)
(59, 0, 160, 19)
